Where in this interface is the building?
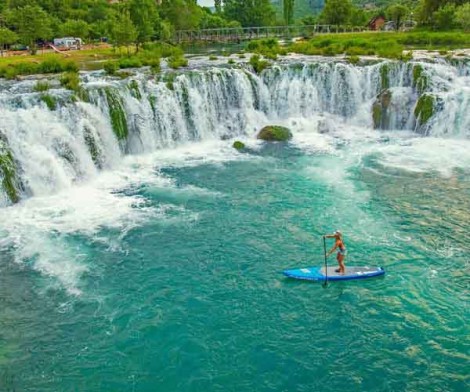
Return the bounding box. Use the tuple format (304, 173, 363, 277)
(367, 16, 386, 31)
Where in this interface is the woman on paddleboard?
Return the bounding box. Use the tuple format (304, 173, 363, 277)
(325, 230, 346, 274)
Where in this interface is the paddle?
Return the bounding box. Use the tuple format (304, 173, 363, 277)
(322, 235, 328, 288)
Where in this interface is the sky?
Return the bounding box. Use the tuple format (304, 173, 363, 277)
(198, 0, 215, 7)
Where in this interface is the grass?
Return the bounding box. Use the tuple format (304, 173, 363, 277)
(0, 43, 180, 78)
(288, 31, 470, 59)
(33, 81, 50, 92)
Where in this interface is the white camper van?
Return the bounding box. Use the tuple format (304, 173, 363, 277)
(52, 37, 83, 50)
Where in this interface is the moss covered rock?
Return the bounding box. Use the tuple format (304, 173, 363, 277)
(412, 64, 429, 95)
(380, 64, 390, 91)
(257, 125, 292, 141)
(372, 89, 392, 129)
(414, 94, 435, 126)
(0, 137, 20, 204)
(104, 88, 128, 140)
(233, 141, 245, 150)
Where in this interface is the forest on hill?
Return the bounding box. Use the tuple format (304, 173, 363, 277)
(0, 0, 468, 55)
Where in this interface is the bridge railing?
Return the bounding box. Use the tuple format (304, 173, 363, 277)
(175, 25, 366, 43)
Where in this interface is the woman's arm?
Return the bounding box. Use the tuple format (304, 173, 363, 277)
(326, 243, 337, 257)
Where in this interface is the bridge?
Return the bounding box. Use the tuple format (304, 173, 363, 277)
(174, 25, 365, 44)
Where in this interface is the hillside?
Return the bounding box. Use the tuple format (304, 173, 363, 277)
(272, 0, 419, 18)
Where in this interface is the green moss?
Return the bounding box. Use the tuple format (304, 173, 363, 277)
(372, 103, 382, 129)
(41, 94, 57, 110)
(257, 125, 292, 141)
(149, 95, 157, 113)
(0, 140, 19, 204)
(414, 94, 435, 126)
(104, 88, 128, 140)
(412, 64, 429, 94)
(76, 87, 90, 103)
(128, 80, 142, 100)
(209, 55, 218, 61)
(380, 64, 390, 91)
(228, 59, 235, 65)
(83, 127, 101, 167)
(163, 72, 176, 90)
(233, 141, 245, 150)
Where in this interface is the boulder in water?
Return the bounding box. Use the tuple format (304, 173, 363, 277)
(257, 126, 292, 141)
(233, 141, 245, 150)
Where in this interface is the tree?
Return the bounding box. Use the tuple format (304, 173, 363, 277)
(129, 0, 159, 51)
(60, 20, 91, 39)
(10, 5, 52, 54)
(109, 10, 137, 54)
(214, 0, 222, 14)
(432, 3, 456, 30)
(223, 0, 276, 27)
(455, 3, 470, 31)
(0, 27, 18, 56)
(159, 0, 204, 30)
(283, 0, 295, 25)
(320, 0, 352, 26)
(387, 4, 409, 31)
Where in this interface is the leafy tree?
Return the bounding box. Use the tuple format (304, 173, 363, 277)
(60, 19, 91, 39)
(129, 0, 159, 51)
(283, 0, 295, 25)
(0, 27, 18, 56)
(301, 15, 318, 26)
(455, 2, 470, 31)
(109, 10, 137, 54)
(10, 5, 52, 54)
(432, 3, 457, 30)
(159, 0, 204, 30)
(387, 4, 409, 30)
(223, 0, 276, 27)
(320, 0, 353, 26)
(349, 7, 369, 27)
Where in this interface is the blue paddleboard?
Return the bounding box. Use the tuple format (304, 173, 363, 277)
(283, 265, 385, 281)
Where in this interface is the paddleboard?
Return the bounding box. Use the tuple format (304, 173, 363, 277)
(283, 265, 385, 281)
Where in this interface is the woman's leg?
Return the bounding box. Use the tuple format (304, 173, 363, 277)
(338, 254, 345, 273)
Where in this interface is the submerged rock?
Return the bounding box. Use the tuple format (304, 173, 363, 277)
(257, 126, 292, 141)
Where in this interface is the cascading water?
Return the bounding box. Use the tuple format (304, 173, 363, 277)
(0, 56, 469, 391)
(0, 59, 468, 205)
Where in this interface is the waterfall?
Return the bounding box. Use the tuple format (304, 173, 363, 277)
(0, 58, 469, 206)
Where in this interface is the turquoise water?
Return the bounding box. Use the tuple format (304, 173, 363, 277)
(0, 136, 469, 391)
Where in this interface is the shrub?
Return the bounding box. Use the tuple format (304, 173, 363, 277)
(249, 55, 270, 74)
(104, 61, 118, 75)
(60, 72, 80, 92)
(168, 55, 188, 69)
(118, 56, 142, 69)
